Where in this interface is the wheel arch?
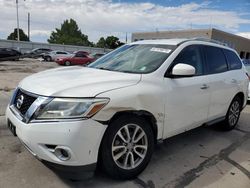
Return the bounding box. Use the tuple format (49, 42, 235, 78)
(107, 110, 158, 142)
(234, 92, 245, 110)
(97, 110, 158, 164)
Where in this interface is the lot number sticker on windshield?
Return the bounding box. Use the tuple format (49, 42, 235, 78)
(150, 47, 172, 54)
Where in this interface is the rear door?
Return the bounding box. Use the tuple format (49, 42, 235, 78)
(163, 45, 211, 138)
(203, 46, 235, 120)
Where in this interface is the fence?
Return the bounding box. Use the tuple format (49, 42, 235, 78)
(0, 39, 111, 54)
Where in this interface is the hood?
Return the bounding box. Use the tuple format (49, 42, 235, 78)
(19, 66, 141, 97)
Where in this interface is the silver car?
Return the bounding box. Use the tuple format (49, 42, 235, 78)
(43, 50, 72, 61)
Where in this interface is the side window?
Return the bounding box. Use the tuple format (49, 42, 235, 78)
(205, 46, 228, 74)
(223, 49, 242, 70)
(57, 52, 66, 54)
(75, 53, 87, 58)
(172, 45, 204, 75)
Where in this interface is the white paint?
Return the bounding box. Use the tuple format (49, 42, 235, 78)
(6, 38, 249, 171)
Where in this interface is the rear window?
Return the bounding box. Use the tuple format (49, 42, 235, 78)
(205, 46, 228, 74)
(223, 49, 242, 70)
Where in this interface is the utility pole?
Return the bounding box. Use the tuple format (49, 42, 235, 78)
(16, 0, 20, 41)
(28, 12, 30, 41)
(16, 0, 26, 41)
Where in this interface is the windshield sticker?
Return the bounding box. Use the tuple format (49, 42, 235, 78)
(140, 66, 147, 71)
(150, 47, 171, 54)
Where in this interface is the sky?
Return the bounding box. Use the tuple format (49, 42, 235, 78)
(0, 0, 250, 43)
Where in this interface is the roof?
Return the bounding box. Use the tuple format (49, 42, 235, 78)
(130, 38, 236, 52)
(131, 38, 189, 45)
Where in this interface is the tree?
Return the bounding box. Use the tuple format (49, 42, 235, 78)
(48, 18, 92, 46)
(96, 36, 124, 49)
(105, 36, 124, 49)
(96, 37, 106, 48)
(7, 28, 29, 41)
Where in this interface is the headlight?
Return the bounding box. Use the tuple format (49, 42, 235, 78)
(35, 98, 109, 119)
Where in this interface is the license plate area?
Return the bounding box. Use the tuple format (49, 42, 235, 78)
(7, 120, 17, 136)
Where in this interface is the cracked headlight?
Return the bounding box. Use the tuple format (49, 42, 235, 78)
(35, 98, 109, 119)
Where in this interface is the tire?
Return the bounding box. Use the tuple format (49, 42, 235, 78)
(222, 96, 242, 131)
(100, 115, 154, 180)
(45, 56, 52, 62)
(64, 61, 71, 66)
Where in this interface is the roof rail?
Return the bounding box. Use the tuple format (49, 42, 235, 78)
(178, 37, 229, 47)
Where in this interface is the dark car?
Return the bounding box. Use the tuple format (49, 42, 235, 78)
(0, 48, 22, 61)
(25, 48, 52, 58)
(55, 51, 94, 66)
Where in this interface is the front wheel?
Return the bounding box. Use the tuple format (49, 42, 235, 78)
(222, 96, 242, 130)
(64, 61, 71, 66)
(100, 115, 154, 180)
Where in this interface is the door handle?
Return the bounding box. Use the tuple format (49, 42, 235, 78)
(200, 84, 209, 90)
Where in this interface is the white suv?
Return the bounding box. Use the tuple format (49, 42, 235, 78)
(6, 39, 249, 180)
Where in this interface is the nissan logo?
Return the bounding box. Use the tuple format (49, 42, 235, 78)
(16, 95, 24, 109)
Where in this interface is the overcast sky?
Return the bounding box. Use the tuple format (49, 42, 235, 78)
(0, 0, 250, 43)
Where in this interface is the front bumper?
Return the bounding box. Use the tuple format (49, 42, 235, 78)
(42, 160, 96, 180)
(6, 107, 107, 168)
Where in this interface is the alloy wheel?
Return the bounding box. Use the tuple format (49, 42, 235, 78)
(228, 100, 240, 127)
(111, 124, 148, 170)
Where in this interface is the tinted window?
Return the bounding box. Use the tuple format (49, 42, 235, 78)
(205, 46, 228, 74)
(223, 49, 242, 70)
(42, 49, 50, 52)
(172, 45, 204, 75)
(57, 52, 67, 54)
(75, 52, 87, 58)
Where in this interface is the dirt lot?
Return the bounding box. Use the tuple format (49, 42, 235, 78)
(0, 59, 250, 188)
(0, 58, 58, 92)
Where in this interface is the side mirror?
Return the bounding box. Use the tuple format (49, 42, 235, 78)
(171, 63, 196, 77)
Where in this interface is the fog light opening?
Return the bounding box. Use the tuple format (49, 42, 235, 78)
(54, 147, 71, 161)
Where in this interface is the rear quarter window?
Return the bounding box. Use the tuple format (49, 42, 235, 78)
(223, 49, 242, 70)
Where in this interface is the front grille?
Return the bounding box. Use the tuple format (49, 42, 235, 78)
(14, 89, 37, 115)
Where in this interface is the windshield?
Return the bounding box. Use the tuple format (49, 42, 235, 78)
(88, 44, 175, 73)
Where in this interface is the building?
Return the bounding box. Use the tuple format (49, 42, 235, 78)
(132, 28, 250, 59)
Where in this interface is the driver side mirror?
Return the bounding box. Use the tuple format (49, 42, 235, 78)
(170, 63, 196, 78)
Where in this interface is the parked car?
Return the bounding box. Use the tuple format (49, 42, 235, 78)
(242, 59, 250, 100)
(43, 50, 72, 62)
(25, 48, 52, 58)
(242, 58, 250, 65)
(6, 39, 249, 180)
(73, 50, 89, 55)
(55, 51, 94, 66)
(0, 48, 22, 61)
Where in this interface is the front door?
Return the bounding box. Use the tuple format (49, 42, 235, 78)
(163, 45, 210, 138)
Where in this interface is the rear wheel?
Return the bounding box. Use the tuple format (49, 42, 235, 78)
(222, 96, 242, 130)
(100, 115, 154, 180)
(64, 61, 71, 66)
